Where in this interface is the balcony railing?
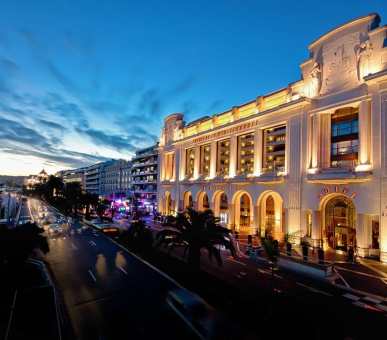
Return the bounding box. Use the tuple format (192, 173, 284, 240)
(329, 159, 358, 168)
(261, 166, 285, 174)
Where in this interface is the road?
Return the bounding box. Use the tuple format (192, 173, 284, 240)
(23, 200, 197, 340)
(18, 200, 387, 339)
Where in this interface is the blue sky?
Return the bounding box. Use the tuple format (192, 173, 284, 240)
(0, 0, 386, 176)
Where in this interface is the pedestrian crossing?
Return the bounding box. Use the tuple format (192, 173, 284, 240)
(343, 293, 387, 315)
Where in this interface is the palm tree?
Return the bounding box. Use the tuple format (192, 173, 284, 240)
(260, 238, 279, 315)
(63, 182, 82, 217)
(46, 175, 64, 201)
(0, 222, 49, 267)
(155, 207, 235, 271)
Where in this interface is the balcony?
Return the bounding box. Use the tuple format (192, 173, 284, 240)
(306, 161, 372, 184)
(255, 167, 286, 183)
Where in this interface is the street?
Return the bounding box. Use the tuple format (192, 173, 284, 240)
(18, 199, 387, 339)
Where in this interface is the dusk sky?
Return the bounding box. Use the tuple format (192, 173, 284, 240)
(0, 0, 386, 176)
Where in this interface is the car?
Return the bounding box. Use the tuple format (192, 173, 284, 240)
(165, 288, 243, 339)
(47, 223, 62, 235)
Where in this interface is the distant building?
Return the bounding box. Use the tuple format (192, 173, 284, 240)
(101, 159, 132, 197)
(130, 144, 158, 214)
(63, 167, 87, 190)
(24, 168, 50, 187)
(84, 160, 115, 195)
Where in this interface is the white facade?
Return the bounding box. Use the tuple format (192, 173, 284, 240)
(130, 144, 158, 214)
(157, 13, 387, 262)
(84, 160, 115, 195)
(101, 159, 132, 196)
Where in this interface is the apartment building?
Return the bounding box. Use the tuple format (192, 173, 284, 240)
(130, 144, 158, 215)
(101, 159, 132, 196)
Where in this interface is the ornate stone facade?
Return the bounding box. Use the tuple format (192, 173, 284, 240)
(157, 13, 387, 262)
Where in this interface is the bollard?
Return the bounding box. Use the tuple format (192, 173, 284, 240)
(286, 242, 292, 256)
(318, 249, 324, 264)
(302, 245, 308, 260)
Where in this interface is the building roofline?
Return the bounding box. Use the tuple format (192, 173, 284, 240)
(309, 13, 381, 49)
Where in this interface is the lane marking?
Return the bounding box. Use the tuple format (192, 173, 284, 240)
(116, 264, 128, 274)
(88, 270, 97, 282)
(343, 293, 361, 301)
(226, 258, 247, 266)
(375, 304, 387, 311)
(337, 266, 387, 279)
(334, 268, 350, 288)
(70, 243, 78, 250)
(240, 272, 246, 276)
(90, 241, 96, 246)
(297, 283, 333, 297)
(364, 296, 381, 304)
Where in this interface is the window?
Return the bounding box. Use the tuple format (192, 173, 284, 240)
(237, 133, 254, 174)
(217, 139, 230, 174)
(185, 148, 195, 177)
(331, 108, 358, 168)
(200, 144, 211, 175)
(263, 125, 286, 173)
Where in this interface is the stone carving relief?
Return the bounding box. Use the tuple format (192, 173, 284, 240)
(320, 32, 359, 95)
(356, 40, 373, 80)
(309, 62, 322, 97)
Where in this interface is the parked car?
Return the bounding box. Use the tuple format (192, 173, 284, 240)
(165, 288, 244, 339)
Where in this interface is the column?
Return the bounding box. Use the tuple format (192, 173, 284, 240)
(254, 128, 262, 176)
(228, 203, 235, 231)
(174, 149, 180, 181)
(180, 148, 187, 181)
(210, 140, 217, 178)
(229, 135, 237, 177)
(311, 114, 321, 168)
(253, 205, 259, 235)
(312, 210, 320, 247)
(359, 100, 371, 165)
(194, 145, 200, 179)
(320, 114, 331, 169)
(356, 214, 370, 257)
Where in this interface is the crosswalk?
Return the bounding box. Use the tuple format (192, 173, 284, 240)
(343, 293, 387, 315)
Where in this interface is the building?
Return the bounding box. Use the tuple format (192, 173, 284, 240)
(101, 159, 132, 196)
(84, 160, 115, 195)
(157, 13, 387, 262)
(63, 167, 86, 190)
(130, 144, 158, 215)
(24, 169, 50, 188)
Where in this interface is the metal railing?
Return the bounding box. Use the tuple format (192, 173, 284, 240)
(261, 166, 285, 174)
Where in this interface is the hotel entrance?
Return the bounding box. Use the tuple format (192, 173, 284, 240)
(324, 195, 356, 251)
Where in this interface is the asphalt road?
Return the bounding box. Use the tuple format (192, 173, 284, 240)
(18, 201, 387, 339)
(25, 200, 197, 340)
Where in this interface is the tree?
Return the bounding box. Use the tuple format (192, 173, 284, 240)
(155, 207, 235, 272)
(46, 175, 64, 201)
(0, 222, 49, 267)
(81, 193, 99, 220)
(119, 220, 154, 254)
(260, 238, 279, 315)
(63, 182, 82, 217)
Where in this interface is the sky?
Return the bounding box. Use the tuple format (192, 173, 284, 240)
(0, 0, 386, 176)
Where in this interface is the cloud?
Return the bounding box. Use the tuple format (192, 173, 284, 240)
(37, 119, 68, 132)
(206, 100, 222, 113)
(14, 28, 39, 46)
(45, 61, 77, 92)
(76, 128, 140, 153)
(172, 75, 196, 94)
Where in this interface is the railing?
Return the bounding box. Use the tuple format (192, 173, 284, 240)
(261, 166, 285, 174)
(235, 169, 254, 176)
(216, 170, 229, 177)
(329, 159, 358, 168)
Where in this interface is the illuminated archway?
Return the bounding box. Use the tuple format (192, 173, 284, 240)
(232, 191, 253, 233)
(197, 191, 210, 211)
(165, 191, 172, 216)
(182, 190, 193, 210)
(257, 191, 284, 240)
(212, 190, 229, 225)
(321, 195, 357, 250)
